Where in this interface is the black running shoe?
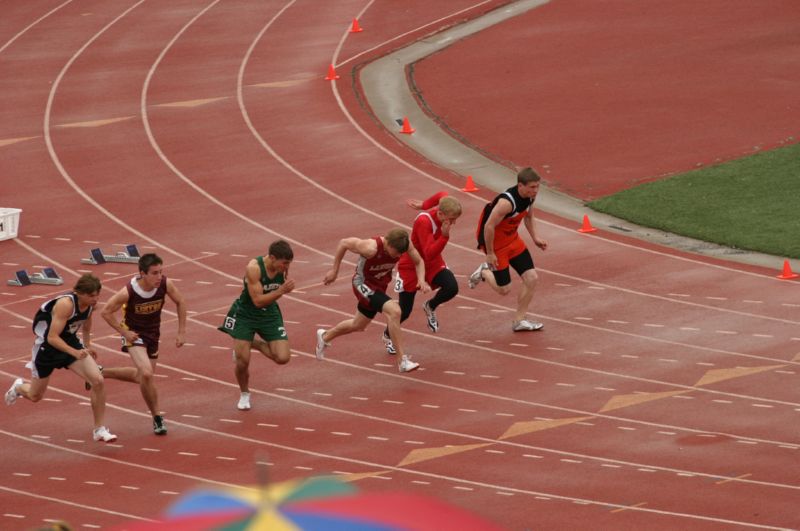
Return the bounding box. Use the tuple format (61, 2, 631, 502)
(153, 415, 167, 435)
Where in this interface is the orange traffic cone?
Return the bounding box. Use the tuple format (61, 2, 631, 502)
(577, 214, 597, 233)
(325, 64, 339, 81)
(399, 116, 415, 134)
(349, 18, 363, 33)
(461, 175, 479, 192)
(776, 259, 799, 280)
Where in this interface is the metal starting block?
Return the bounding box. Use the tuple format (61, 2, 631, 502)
(7, 267, 64, 286)
(7, 270, 32, 286)
(81, 244, 141, 265)
(31, 267, 64, 285)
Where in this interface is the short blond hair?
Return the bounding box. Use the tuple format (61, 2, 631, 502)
(438, 196, 462, 217)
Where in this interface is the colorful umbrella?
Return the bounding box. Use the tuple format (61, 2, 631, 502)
(115, 475, 504, 530)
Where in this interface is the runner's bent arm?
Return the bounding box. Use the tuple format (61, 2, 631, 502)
(246, 260, 293, 308)
(323, 237, 376, 285)
(82, 311, 95, 357)
(47, 298, 90, 358)
(101, 287, 138, 343)
(524, 207, 548, 250)
(415, 214, 447, 260)
(407, 191, 447, 211)
(166, 279, 187, 347)
(406, 244, 430, 293)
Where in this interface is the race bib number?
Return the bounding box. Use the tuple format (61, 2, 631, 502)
(356, 283, 373, 299)
(278, 326, 287, 338)
(223, 316, 236, 330)
(121, 336, 144, 348)
(393, 273, 403, 293)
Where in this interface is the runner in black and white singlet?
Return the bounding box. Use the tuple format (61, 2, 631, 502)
(315, 228, 429, 373)
(4, 274, 118, 443)
(101, 253, 187, 435)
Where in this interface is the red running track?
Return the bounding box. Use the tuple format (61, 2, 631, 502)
(1, 1, 799, 530)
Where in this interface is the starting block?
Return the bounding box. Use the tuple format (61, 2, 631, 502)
(7, 267, 64, 286)
(31, 267, 64, 285)
(81, 244, 141, 265)
(7, 270, 32, 286)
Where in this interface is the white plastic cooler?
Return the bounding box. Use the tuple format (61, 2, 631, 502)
(0, 208, 22, 241)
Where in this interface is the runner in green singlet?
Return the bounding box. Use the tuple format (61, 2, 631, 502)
(219, 240, 294, 410)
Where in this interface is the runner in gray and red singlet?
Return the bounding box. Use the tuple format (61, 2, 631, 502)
(315, 228, 429, 373)
(100, 253, 187, 435)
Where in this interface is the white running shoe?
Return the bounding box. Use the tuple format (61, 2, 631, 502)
(468, 262, 489, 289)
(92, 426, 117, 443)
(5, 378, 22, 406)
(399, 356, 420, 373)
(512, 319, 544, 332)
(422, 301, 439, 333)
(237, 392, 251, 411)
(315, 329, 329, 360)
(382, 330, 397, 355)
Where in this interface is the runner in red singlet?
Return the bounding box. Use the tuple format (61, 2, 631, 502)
(380, 192, 461, 354)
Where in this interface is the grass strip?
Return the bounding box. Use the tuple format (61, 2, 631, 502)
(588, 142, 800, 258)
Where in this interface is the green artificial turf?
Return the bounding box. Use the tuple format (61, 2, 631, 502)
(588, 142, 800, 258)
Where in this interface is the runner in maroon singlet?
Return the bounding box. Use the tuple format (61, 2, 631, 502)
(100, 253, 187, 435)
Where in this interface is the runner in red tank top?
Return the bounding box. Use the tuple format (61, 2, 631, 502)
(315, 228, 429, 373)
(99, 253, 187, 435)
(387, 192, 461, 352)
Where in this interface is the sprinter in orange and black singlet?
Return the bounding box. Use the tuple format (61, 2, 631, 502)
(469, 167, 549, 332)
